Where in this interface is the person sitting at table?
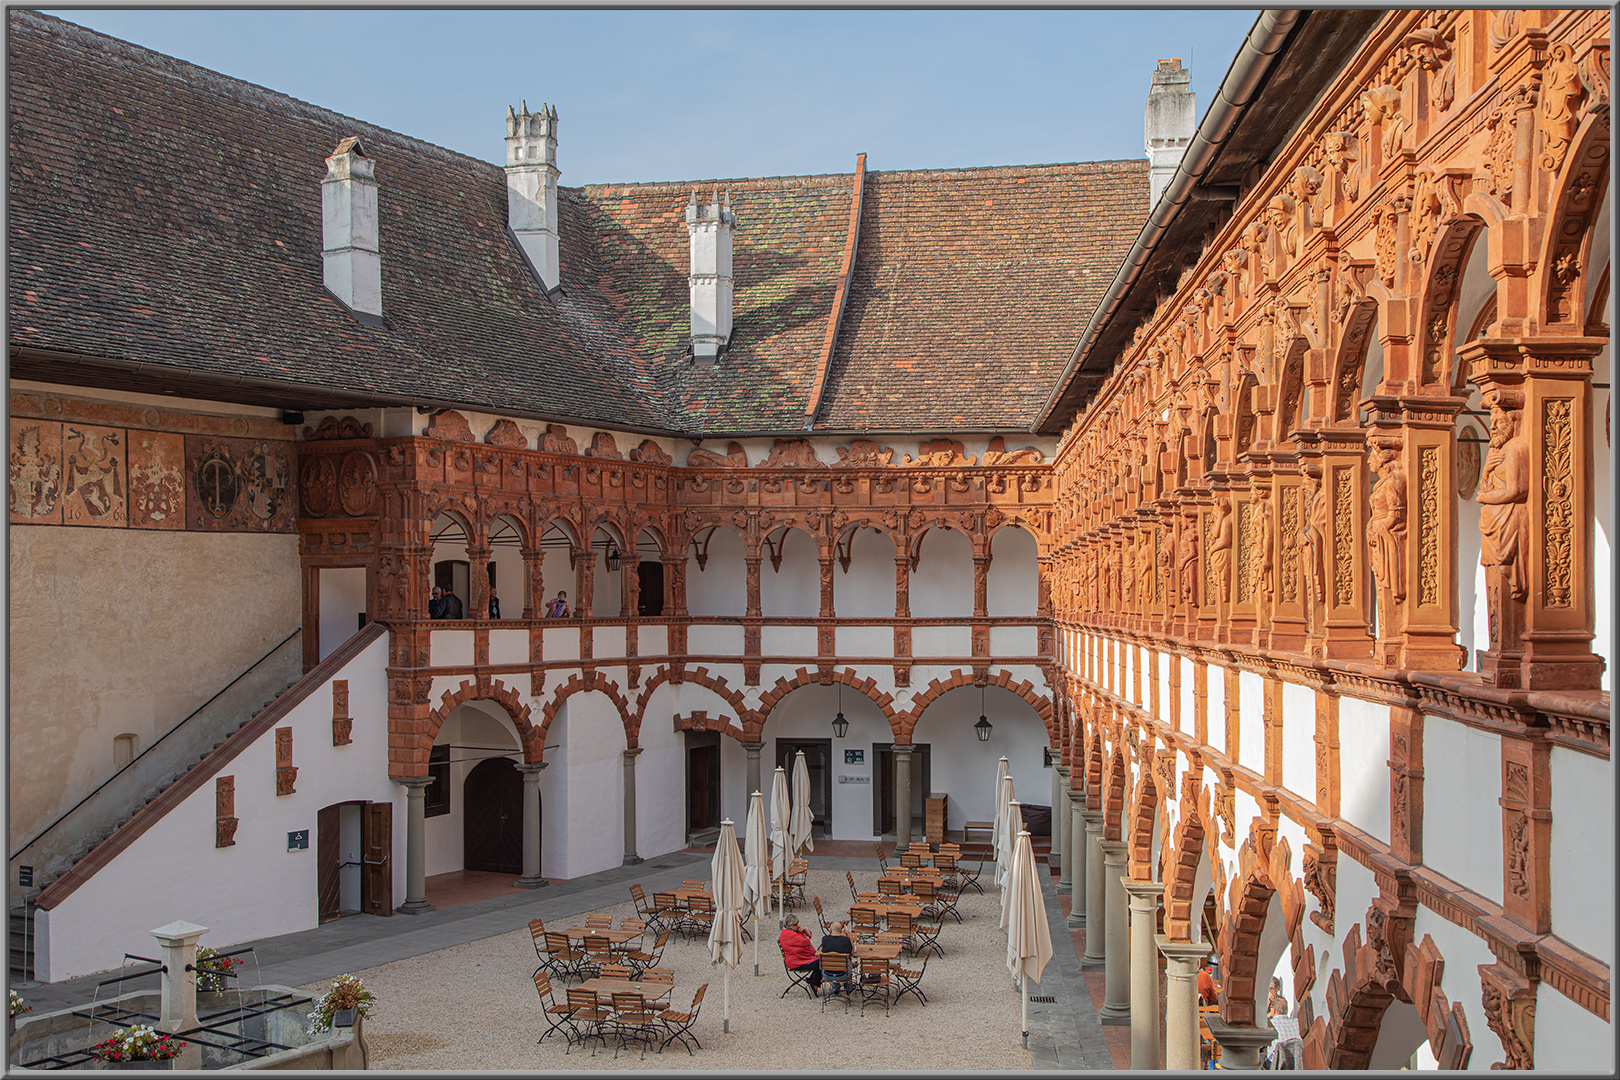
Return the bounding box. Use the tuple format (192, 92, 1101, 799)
(819, 920, 854, 996)
(778, 914, 823, 994)
(1199, 962, 1219, 1006)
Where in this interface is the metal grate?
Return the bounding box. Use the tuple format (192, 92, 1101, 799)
(1029, 994, 1056, 1003)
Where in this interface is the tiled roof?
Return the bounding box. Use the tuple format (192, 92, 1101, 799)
(8, 10, 1149, 437)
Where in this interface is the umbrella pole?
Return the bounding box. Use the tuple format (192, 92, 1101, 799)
(754, 909, 760, 976)
(723, 968, 730, 1034)
(1022, 977, 1029, 1049)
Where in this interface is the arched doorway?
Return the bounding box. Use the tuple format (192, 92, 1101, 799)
(463, 757, 524, 874)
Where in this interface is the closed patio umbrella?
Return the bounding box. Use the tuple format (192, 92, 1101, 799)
(790, 750, 815, 856)
(1000, 799, 1024, 930)
(770, 767, 790, 924)
(709, 818, 745, 1033)
(996, 774, 1017, 888)
(744, 791, 770, 976)
(991, 756, 1011, 853)
(1005, 828, 1054, 1049)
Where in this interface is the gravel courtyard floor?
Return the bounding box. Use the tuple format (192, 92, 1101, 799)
(300, 866, 1039, 1071)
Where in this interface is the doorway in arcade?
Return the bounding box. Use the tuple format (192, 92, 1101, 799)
(874, 743, 930, 838)
(775, 739, 831, 838)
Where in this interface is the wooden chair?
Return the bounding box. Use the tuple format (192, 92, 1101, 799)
(563, 987, 610, 1055)
(875, 931, 908, 958)
(623, 928, 671, 978)
(652, 890, 685, 929)
(956, 853, 986, 895)
(640, 967, 676, 986)
(619, 916, 646, 933)
(529, 919, 549, 978)
(932, 881, 963, 924)
(854, 892, 884, 904)
(585, 913, 614, 929)
(812, 895, 832, 936)
(912, 878, 941, 921)
(581, 934, 615, 979)
(856, 957, 893, 1015)
(846, 870, 861, 902)
(544, 932, 587, 983)
(533, 971, 574, 1046)
(874, 845, 890, 873)
(899, 851, 924, 870)
(933, 852, 960, 890)
(910, 917, 945, 959)
(680, 894, 716, 942)
(885, 910, 917, 952)
(682, 879, 707, 889)
(657, 982, 709, 1055)
(819, 951, 854, 1011)
(877, 876, 903, 897)
(849, 907, 882, 942)
(892, 946, 930, 1006)
(598, 963, 634, 980)
(628, 883, 657, 924)
(608, 991, 658, 1059)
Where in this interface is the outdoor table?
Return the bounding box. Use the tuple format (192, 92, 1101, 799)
(565, 926, 643, 945)
(848, 901, 923, 920)
(672, 887, 711, 906)
(575, 976, 676, 1003)
(852, 941, 903, 962)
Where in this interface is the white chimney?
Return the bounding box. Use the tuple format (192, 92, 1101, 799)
(322, 137, 381, 318)
(1144, 58, 1195, 210)
(686, 189, 737, 366)
(505, 101, 560, 290)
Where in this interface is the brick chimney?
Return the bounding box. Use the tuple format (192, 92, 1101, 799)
(322, 137, 381, 319)
(505, 101, 560, 290)
(1144, 58, 1195, 209)
(686, 189, 737, 366)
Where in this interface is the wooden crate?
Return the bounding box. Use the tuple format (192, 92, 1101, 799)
(924, 794, 947, 847)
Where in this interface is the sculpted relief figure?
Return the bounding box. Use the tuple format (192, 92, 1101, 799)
(1209, 497, 1234, 605)
(1476, 390, 1530, 611)
(1252, 487, 1276, 624)
(1179, 514, 1201, 606)
(1300, 467, 1328, 630)
(1367, 435, 1407, 640)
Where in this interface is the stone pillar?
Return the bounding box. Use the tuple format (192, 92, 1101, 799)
(1098, 840, 1131, 1023)
(151, 920, 206, 1071)
(1056, 766, 1073, 894)
(396, 777, 435, 914)
(1066, 791, 1088, 926)
(1080, 811, 1105, 957)
(743, 742, 763, 802)
(622, 748, 642, 864)
(1159, 936, 1213, 1071)
(894, 745, 913, 846)
(1049, 763, 1063, 877)
(1206, 1015, 1279, 1070)
(515, 762, 548, 887)
(1123, 879, 1165, 1068)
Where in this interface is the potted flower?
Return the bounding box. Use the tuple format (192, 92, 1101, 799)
(308, 974, 375, 1035)
(90, 1024, 180, 1069)
(8, 990, 30, 1046)
(194, 946, 244, 996)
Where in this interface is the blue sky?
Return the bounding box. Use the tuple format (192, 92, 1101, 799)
(45, 8, 1260, 185)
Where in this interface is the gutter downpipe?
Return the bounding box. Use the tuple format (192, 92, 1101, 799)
(1035, 9, 1303, 432)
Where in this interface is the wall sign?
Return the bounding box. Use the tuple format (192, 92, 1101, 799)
(18, 865, 32, 888)
(844, 749, 864, 764)
(287, 830, 309, 851)
(837, 774, 871, 784)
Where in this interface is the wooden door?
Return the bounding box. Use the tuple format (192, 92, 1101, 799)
(776, 740, 831, 835)
(875, 748, 895, 835)
(362, 801, 392, 916)
(637, 560, 665, 615)
(464, 758, 523, 874)
(686, 741, 719, 833)
(317, 804, 342, 924)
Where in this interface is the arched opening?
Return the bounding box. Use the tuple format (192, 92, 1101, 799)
(758, 679, 891, 839)
(912, 683, 1051, 846)
(424, 700, 525, 878)
(986, 526, 1038, 618)
(687, 525, 746, 617)
(760, 526, 819, 618)
(487, 514, 525, 620)
(429, 511, 472, 619)
(590, 524, 625, 617)
(910, 527, 973, 618)
(834, 526, 896, 619)
(1368, 999, 1429, 1070)
(1453, 229, 1495, 672)
(634, 527, 665, 616)
(537, 518, 579, 618)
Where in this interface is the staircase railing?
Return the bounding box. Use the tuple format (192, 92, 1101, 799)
(8, 628, 302, 905)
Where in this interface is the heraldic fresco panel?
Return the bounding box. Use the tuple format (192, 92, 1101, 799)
(9, 420, 295, 533)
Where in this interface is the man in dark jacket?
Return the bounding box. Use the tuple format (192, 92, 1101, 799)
(428, 587, 446, 619)
(442, 589, 464, 619)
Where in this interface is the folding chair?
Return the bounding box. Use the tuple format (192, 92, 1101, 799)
(849, 906, 882, 943)
(680, 894, 716, 942)
(819, 951, 854, 1011)
(899, 851, 924, 870)
(780, 947, 818, 999)
(580, 933, 615, 979)
(628, 883, 658, 924)
(585, 913, 614, 929)
(932, 881, 963, 924)
(856, 957, 893, 1015)
(544, 932, 587, 983)
(912, 879, 941, 921)
(910, 917, 946, 959)
(652, 890, 685, 931)
(875, 845, 890, 874)
(892, 947, 931, 1006)
(657, 982, 709, 1055)
(623, 928, 671, 978)
(846, 870, 861, 902)
(533, 971, 574, 1046)
(812, 895, 832, 936)
(563, 987, 610, 1055)
(885, 910, 918, 953)
(529, 919, 550, 978)
(957, 853, 987, 895)
(877, 876, 904, 898)
(933, 852, 960, 891)
(608, 991, 659, 1059)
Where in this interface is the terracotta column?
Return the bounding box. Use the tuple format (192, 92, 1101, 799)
(1206, 1015, 1279, 1070)
(520, 546, 543, 619)
(894, 744, 913, 845)
(575, 546, 595, 617)
(894, 555, 911, 618)
(1056, 765, 1073, 894)
(515, 762, 548, 888)
(1159, 936, 1213, 1070)
(744, 554, 763, 617)
(1098, 839, 1131, 1022)
(972, 555, 991, 617)
(466, 543, 491, 620)
(1123, 878, 1165, 1068)
(622, 748, 642, 865)
(396, 777, 434, 914)
(818, 554, 835, 618)
(1067, 791, 1088, 927)
(1080, 811, 1105, 955)
(743, 742, 764, 803)
(620, 552, 640, 617)
(662, 554, 686, 616)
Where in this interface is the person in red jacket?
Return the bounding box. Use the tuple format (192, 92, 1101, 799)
(778, 914, 823, 993)
(1198, 963, 1218, 1005)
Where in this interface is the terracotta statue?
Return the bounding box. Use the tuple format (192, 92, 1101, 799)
(1253, 487, 1275, 623)
(1209, 498, 1234, 605)
(1299, 468, 1327, 630)
(1179, 515, 1201, 605)
(1367, 435, 1407, 639)
(1477, 390, 1530, 603)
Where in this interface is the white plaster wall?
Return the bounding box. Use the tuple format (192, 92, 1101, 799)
(487, 534, 523, 619)
(1206, 662, 1225, 756)
(318, 567, 367, 660)
(909, 527, 973, 617)
(539, 707, 569, 880)
(990, 625, 1038, 656)
(1550, 745, 1615, 964)
(36, 634, 398, 982)
(1421, 717, 1502, 905)
(761, 625, 817, 657)
(914, 625, 971, 656)
(592, 625, 626, 660)
(1593, 300, 1612, 694)
(837, 527, 896, 618)
(1411, 906, 1504, 1070)
(543, 625, 579, 662)
(837, 625, 891, 657)
(633, 687, 686, 862)
(1155, 651, 1169, 723)
(1317, 852, 1380, 1019)
(1180, 656, 1195, 740)
(758, 683, 890, 840)
(1280, 681, 1315, 800)
(689, 623, 744, 656)
(719, 735, 748, 836)
(1368, 1000, 1428, 1069)
(590, 542, 623, 617)
(1535, 979, 1615, 1073)
(986, 526, 1038, 616)
(1338, 696, 1391, 846)
(638, 624, 667, 657)
(760, 528, 819, 617)
(915, 685, 1049, 835)
(1238, 670, 1264, 773)
(686, 528, 746, 616)
(560, 692, 626, 879)
(489, 628, 529, 665)
(430, 629, 473, 667)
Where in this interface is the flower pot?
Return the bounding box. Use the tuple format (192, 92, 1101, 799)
(95, 1060, 173, 1070)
